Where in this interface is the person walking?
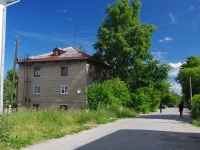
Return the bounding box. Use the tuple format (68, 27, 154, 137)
(179, 101, 184, 118)
(159, 102, 163, 113)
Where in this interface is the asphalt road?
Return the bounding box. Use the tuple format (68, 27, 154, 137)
(21, 108, 200, 150)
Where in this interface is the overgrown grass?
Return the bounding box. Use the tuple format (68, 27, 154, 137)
(0, 106, 138, 150)
(192, 120, 200, 127)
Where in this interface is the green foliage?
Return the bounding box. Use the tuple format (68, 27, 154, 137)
(131, 87, 161, 113)
(3, 69, 18, 108)
(192, 120, 200, 127)
(92, 0, 171, 112)
(129, 60, 171, 97)
(87, 78, 131, 110)
(191, 94, 200, 120)
(181, 56, 200, 69)
(0, 107, 138, 149)
(93, 0, 156, 81)
(176, 56, 200, 102)
(163, 90, 181, 106)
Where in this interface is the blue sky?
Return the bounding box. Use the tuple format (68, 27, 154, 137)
(4, 0, 200, 94)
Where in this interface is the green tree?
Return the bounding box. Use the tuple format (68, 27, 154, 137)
(93, 0, 156, 81)
(3, 69, 18, 108)
(93, 0, 172, 111)
(175, 56, 200, 103)
(163, 90, 181, 106)
(191, 94, 200, 120)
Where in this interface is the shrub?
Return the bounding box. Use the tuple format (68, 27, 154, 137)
(87, 78, 131, 110)
(191, 94, 200, 120)
(131, 87, 161, 113)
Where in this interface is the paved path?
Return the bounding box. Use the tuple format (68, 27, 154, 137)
(21, 108, 200, 150)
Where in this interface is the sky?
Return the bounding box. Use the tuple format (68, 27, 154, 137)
(3, 0, 200, 95)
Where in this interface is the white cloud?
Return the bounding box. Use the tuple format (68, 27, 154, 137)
(59, 10, 67, 13)
(190, 5, 195, 10)
(168, 62, 182, 77)
(168, 62, 183, 95)
(159, 37, 173, 43)
(169, 13, 176, 24)
(165, 37, 173, 41)
(151, 51, 167, 60)
(68, 18, 72, 21)
(170, 83, 182, 95)
(169, 62, 182, 69)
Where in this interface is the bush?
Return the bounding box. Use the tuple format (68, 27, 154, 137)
(131, 87, 161, 113)
(191, 94, 200, 120)
(87, 78, 131, 110)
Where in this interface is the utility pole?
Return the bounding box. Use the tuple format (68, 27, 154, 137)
(10, 36, 19, 107)
(0, 0, 20, 115)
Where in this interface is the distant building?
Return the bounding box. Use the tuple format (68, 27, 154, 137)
(16, 46, 110, 110)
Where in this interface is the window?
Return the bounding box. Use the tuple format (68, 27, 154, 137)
(54, 50, 60, 55)
(60, 104, 67, 110)
(33, 85, 40, 94)
(60, 85, 68, 94)
(34, 68, 40, 76)
(61, 67, 68, 76)
(33, 104, 39, 110)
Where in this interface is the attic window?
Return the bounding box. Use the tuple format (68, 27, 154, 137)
(54, 50, 60, 56)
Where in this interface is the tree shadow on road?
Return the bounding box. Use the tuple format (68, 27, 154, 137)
(134, 108, 192, 124)
(75, 129, 200, 150)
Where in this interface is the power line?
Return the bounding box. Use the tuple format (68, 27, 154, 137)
(7, 29, 51, 52)
(49, 16, 200, 42)
(4, 8, 199, 54)
(6, 19, 198, 54)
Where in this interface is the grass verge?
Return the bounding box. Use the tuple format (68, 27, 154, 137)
(191, 120, 200, 127)
(0, 106, 138, 150)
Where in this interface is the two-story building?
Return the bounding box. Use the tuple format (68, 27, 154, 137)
(16, 46, 110, 110)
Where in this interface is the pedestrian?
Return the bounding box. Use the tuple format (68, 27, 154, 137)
(179, 101, 184, 118)
(159, 102, 163, 113)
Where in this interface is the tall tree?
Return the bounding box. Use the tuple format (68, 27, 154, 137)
(175, 56, 200, 102)
(93, 0, 156, 81)
(163, 90, 181, 106)
(93, 0, 172, 111)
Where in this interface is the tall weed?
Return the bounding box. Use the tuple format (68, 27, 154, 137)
(0, 106, 138, 149)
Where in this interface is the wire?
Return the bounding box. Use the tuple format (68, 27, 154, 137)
(7, 29, 52, 52)
(47, 16, 200, 42)
(5, 6, 199, 55)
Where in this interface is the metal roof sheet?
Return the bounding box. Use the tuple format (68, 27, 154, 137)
(16, 46, 111, 67)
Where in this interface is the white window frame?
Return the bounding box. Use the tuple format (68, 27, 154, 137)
(33, 85, 40, 94)
(60, 85, 68, 94)
(34, 68, 40, 76)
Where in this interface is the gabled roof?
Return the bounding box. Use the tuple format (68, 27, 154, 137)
(17, 46, 110, 67)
